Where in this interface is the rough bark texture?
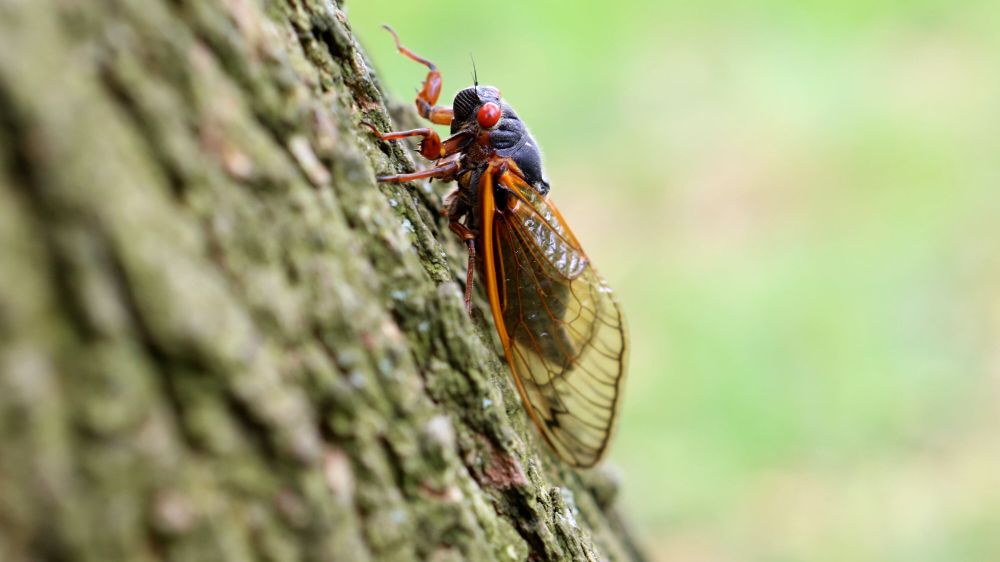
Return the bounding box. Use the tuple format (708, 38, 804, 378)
(0, 1, 646, 561)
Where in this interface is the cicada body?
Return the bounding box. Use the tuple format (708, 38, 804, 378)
(366, 27, 628, 468)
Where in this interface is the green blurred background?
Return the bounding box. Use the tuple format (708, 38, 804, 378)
(348, 1, 1000, 560)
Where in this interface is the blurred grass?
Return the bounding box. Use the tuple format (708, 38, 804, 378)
(348, 1, 1000, 560)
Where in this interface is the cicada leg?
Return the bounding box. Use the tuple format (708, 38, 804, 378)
(374, 159, 460, 184)
(448, 221, 477, 315)
(383, 25, 454, 126)
(361, 122, 472, 162)
(361, 123, 444, 160)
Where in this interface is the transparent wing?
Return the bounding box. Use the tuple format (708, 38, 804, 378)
(480, 168, 628, 467)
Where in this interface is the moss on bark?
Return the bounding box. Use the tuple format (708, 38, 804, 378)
(0, 1, 647, 560)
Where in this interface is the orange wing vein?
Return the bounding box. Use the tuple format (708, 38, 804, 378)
(480, 165, 628, 467)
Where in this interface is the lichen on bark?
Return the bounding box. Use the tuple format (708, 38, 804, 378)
(0, 1, 647, 561)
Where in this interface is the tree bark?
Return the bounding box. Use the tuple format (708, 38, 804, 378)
(0, 1, 647, 560)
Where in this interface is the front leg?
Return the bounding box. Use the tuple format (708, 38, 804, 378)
(361, 123, 444, 160)
(363, 122, 472, 162)
(383, 25, 454, 126)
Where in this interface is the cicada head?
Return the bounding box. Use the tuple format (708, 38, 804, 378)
(451, 85, 501, 132)
(451, 85, 549, 195)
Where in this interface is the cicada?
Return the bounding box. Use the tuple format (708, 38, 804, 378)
(366, 27, 628, 468)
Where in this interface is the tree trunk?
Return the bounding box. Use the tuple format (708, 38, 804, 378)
(0, 1, 647, 560)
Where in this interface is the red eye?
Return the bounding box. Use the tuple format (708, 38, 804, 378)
(477, 102, 501, 129)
